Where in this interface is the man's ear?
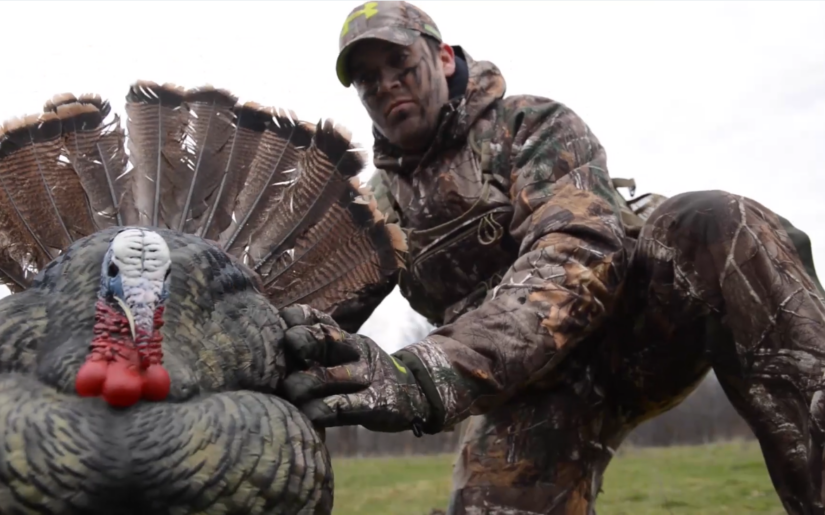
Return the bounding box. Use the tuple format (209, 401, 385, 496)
(439, 43, 456, 78)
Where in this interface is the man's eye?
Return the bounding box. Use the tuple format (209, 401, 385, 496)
(353, 73, 376, 87)
(389, 53, 409, 68)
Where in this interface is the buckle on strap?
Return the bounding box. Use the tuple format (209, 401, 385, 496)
(411, 417, 424, 438)
(612, 177, 637, 198)
(478, 212, 504, 246)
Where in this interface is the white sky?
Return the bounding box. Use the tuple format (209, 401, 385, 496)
(0, 1, 823, 352)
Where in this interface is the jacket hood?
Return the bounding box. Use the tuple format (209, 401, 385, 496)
(372, 46, 507, 174)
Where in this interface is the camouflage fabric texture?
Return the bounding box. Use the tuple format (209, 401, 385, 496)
(361, 44, 825, 513)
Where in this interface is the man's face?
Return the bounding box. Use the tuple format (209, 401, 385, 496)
(347, 36, 456, 152)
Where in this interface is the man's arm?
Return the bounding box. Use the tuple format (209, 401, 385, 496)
(394, 99, 629, 432)
(279, 100, 630, 435)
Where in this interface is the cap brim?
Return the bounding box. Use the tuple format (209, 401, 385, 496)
(336, 27, 420, 87)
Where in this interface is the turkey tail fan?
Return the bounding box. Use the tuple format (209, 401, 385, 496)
(258, 176, 407, 330)
(123, 80, 407, 322)
(0, 80, 407, 325)
(0, 94, 132, 292)
(213, 112, 407, 328)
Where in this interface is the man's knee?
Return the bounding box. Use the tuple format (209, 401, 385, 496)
(640, 190, 822, 289)
(650, 190, 733, 224)
(643, 190, 747, 244)
(646, 190, 814, 255)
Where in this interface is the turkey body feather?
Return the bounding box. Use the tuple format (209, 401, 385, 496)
(0, 81, 406, 514)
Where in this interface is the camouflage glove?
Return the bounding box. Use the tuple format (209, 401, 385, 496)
(279, 305, 432, 435)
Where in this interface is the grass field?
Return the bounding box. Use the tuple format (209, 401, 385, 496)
(331, 440, 785, 515)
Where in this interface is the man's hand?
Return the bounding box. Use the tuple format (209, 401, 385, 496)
(279, 305, 431, 435)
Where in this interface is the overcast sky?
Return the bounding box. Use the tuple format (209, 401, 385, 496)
(0, 1, 823, 352)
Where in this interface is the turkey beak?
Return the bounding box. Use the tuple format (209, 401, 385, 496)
(113, 296, 137, 342)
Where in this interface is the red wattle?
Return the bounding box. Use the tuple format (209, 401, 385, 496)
(75, 360, 108, 397)
(79, 300, 170, 407)
(141, 364, 171, 401)
(102, 361, 143, 408)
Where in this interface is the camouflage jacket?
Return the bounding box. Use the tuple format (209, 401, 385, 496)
(367, 47, 657, 434)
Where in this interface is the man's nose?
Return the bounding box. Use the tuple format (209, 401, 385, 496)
(376, 70, 402, 93)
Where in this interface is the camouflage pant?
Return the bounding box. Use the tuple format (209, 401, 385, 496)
(446, 190, 825, 515)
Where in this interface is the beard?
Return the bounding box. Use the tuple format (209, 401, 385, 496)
(382, 105, 437, 152)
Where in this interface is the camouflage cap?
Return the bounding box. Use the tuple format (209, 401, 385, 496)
(336, 1, 443, 87)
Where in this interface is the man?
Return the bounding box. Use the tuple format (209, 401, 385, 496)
(280, 2, 825, 513)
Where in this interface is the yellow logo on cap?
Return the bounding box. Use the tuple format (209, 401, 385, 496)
(341, 2, 379, 37)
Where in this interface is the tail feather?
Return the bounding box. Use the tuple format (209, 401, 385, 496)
(49, 100, 136, 229)
(199, 101, 272, 241)
(0, 233, 32, 293)
(220, 108, 314, 258)
(262, 181, 405, 310)
(0, 80, 407, 322)
(236, 118, 366, 269)
(0, 112, 87, 257)
(176, 86, 238, 234)
(124, 81, 189, 228)
(44, 92, 112, 119)
(0, 152, 53, 277)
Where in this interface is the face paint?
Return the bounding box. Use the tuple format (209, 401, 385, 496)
(348, 37, 453, 152)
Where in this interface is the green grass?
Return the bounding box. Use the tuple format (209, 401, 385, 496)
(331, 440, 785, 515)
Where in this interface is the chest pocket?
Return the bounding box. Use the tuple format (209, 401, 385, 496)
(398, 171, 519, 326)
(390, 128, 519, 326)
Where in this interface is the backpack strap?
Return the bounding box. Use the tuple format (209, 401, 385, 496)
(610, 177, 645, 233)
(612, 177, 637, 197)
